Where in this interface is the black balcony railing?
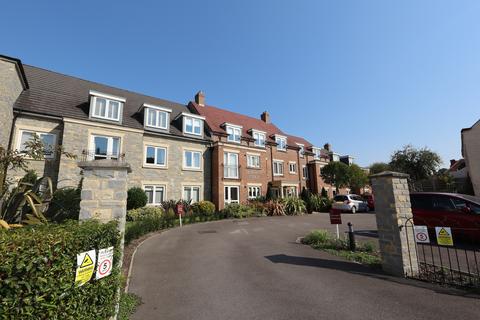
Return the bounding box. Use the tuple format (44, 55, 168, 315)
(81, 150, 126, 162)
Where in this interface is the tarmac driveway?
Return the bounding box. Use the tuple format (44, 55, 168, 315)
(128, 213, 479, 320)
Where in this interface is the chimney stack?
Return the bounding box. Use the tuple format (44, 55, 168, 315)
(261, 111, 270, 124)
(195, 91, 205, 106)
(324, 143, 331, 151)
(450, 159, 457, 167)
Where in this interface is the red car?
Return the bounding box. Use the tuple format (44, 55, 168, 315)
(410, 192, 480, 243)
(362, 194, 375, 211)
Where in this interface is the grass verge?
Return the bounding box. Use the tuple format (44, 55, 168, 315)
(119, 292, 142, 320)
(302, 230, 381, 268)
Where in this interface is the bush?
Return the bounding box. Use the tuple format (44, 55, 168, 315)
(221, 204, 254, 219)
(305, 194, 332, 213)
(282, 197, 306, 215)
(127, 206, 164, 222)
(191, 201, 216, 216)
(125, 216, 165, 245)
(263, 200, 285, 216)
(45, 187, 81, 222)
(127, 187, 148, 210)
(0, 220, 121, 319)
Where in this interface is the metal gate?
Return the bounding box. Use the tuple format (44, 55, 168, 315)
(403, 218, 480, 289)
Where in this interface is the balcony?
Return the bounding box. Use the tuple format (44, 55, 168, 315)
(81, 150, 126, 162)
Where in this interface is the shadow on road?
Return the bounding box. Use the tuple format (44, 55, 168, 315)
(265, 254, 480, 299)
(354, 230, 379, 239)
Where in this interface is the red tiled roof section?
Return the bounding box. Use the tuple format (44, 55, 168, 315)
(191, 102, 314, 147)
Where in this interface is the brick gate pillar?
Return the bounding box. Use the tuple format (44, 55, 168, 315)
(370, 171, 418, 277)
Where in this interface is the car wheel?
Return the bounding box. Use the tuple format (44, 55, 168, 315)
(351, 206, 357, 214)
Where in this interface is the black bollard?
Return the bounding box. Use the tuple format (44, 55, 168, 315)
(347, 222, 356, 252)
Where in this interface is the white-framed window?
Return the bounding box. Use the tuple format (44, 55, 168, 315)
(298, 144, 305, 158)
(184, 150, 202, 170)
(224, 186, 240, 204)
(247, 154, 260, 168)
(248, 186, 261, 199)
(283, 186, 297, 197)
(289, 162, 297, 174)
(184, 116, 203, 135)
(253, 131, 266, 147)
(275, 135, 287, 151)
(226, 125, 242, 143)
(224, 152, 239, 178)
(90, 94, 123, 122)
(144, 185, 165, 205)
(302, 165, 309, 179)
(145, 106, 170, 130)
(90, 135, 120, 160)
(183, 186, 200, 203)
(313, 148, 322, 160)
(273, 160, 284, 176)
(17, 130, 57, 159)
(144, 145, 167, 167)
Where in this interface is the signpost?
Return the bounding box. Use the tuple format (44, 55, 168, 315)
(96, 247, 114, 280)
(329, 208, 342, 239)
(75, 249, 96, 286)
(176, 203, 184, 227)
(435, 227, 454, 246)
(413, 225, 430, 243)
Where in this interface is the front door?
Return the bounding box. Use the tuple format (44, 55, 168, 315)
(225, 186, 240, 204)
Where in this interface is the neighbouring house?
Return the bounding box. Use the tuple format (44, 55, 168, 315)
(0, 55, 211, 204)
(448, 159, 468, 180)
(461, 120, 480, 196)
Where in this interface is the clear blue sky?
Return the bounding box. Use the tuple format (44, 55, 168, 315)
(2, 1, 479, 167)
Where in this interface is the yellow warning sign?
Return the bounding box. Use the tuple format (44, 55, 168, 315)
(435, 227, 453, 246)
(75, 250, 96, 286)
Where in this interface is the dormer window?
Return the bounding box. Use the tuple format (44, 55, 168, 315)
(225, 124, 242, 143)
(297, 144, 305, 158)
(275, 135, 287, 151)
(144, 104, 171, 130)
(180, 113, 204, 136)
(251, 130, 266, 148)
(89, 90, 125, 122)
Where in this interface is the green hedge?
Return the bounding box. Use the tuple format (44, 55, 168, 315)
(0, 221, 121, 320)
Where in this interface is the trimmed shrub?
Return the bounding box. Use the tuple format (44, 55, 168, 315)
(221, 204, 254, 219)
(127, 187, 148, 210)
(305, 194, 332, 213)
(45, 187, 81, 222)
(191, 201, 216, 216)
(127, 206, 164, 222)
(0, 220, 121, 319)
(125, 216, 165, 245)
(282, 197, 306, 215)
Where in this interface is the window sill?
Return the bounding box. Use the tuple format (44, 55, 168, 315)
(273, 174, 284, 177)
(182, 167, 203, 172)
(143, 164, 168, 169)
(246, 166, 261, 170)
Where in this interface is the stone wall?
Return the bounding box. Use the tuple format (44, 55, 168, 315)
(0, 58, 24, 149)
(371, 171, 418, 277)
(58, 119, 211, 200)
(462, 122, 480, 196)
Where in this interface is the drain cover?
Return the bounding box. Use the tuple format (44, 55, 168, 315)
(198, 230, 217, 234)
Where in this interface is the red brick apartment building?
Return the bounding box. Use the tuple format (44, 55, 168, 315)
(189, 92, 343, 210)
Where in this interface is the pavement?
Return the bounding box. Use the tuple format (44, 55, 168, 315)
(129, 213, 480, 320)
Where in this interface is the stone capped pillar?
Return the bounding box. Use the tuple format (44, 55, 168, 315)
(370, 171, 418, 277)
(78, 160, 131, 253)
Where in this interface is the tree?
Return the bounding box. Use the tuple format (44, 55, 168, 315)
(320, 161, 350, 192)
(389, 145, 441, 182)
(348, 164, 369, 194)
(369, 162, 390, 175)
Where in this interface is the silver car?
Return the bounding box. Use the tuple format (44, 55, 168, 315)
(332, 194, 369, 213)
